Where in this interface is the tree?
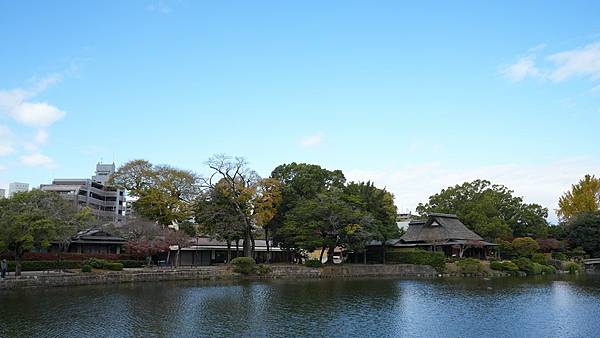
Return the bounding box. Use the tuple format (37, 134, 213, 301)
(122, 218, 170, 265)
(0, 190, 83, 276)
(194, 186, 245, 263)
(279, 189, 364, 264)
(109, 160, 199, 226)
(566, 211, 600, 257)
(253, 178, 282, 262)
(344, 181, 399, 263)
(269, 162, 346, 250)
(54, 206, 95, 266)
(558, 175, 600, 221)
(165, 229, 191, 267)
(200, 154, 260, 257)
(416, 179, 548, 240)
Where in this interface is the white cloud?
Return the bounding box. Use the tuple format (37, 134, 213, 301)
(20, 152, 56, 168)
(501, 54, 541, 81)
(503, 41, 600, 86)
(147, 1, 172, 14)
(345, 158, 600, 223)
(547, 42, 600, 82)
(0, 74, 65, 166)
(0, 125, 14, 156)
(0, 75, 66, 128)
(300, 133, 322, 148)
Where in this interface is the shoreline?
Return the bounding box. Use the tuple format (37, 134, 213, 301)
(0, 264, 518, 290)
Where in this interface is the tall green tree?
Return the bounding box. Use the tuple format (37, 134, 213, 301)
(269, 162, 346, 249)
(344, 181, 399, 263)
(566, 211, 600, 258)
(194, 182, 246, 263)
(0, 190, 89, 276)
(110, 160, 199, 226)
(278, 188, 365, 264)
(558, 174, 600, 221)
(416, 179, 548, 240)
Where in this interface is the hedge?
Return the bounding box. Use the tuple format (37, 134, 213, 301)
(5, 259, 143, 272)
(456, 258, 483, 274)
(386, 250, 446, 272)
(305, 259, 323, 268)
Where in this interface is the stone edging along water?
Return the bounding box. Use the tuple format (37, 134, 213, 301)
(0, 264, 439, 290)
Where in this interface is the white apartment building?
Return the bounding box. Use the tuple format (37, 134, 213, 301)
(8, 182, 29, 197)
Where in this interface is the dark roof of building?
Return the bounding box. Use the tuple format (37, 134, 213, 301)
(400, 213, 483, 243)
(72, 228, 126, 243)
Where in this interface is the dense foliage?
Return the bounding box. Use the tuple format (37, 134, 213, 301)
(558, 175, 600, 221)
(0, 190, 94, 276)
(566, 212, 600, 257)
(416, 180, 549, 240)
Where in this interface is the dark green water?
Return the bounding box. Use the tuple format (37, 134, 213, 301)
(1, 275, 600, 337)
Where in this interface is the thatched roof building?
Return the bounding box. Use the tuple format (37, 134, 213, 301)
(397, 213, 496, 258)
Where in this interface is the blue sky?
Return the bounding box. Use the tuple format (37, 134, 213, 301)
(1, 1, 599, 221)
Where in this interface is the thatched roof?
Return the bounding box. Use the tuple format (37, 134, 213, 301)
(399, 213, 483, 243)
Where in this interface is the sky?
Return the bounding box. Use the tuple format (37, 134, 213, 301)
(1, 1, 599, 222)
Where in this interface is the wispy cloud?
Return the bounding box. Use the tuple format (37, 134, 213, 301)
(502, 41, 600, 87)
(345, 157, 600, 223)
(147, 1, 172, 14)
(20, 152, 56, 169)
(0, 125, 15, 156)
(300, 133, 322, 148)
(501, 54, 541, 81)
(547, 42, 600, 82)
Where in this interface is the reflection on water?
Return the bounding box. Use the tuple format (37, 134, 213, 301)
(1, 275, 600, 337)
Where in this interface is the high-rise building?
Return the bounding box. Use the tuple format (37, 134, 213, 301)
(40, 164, 125, 224)
(0, 188, 5, 198)
(8, 182, 29, 197)
(92, 162, 116, 185)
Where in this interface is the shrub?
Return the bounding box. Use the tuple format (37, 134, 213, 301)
(514, 257, 534, 273)
(81, 265, 92, 273)
(547, 259, 562, 270)
(106, 263, 124, 271)
(512, 237, 539, 257)
(386, 250, 446, 272)
(541, 265, 556, 275)
(230, 257, 256, 274)
(305, 259, 323, 268)
(532, 253, 549, 265)
(563, 261, 581, 274)
(456, 258, 483, 274)
(84, 258, 108, 269)
(255, 264, 272, 275)
(552, 252, 567, 261)
(501, 261, 519, 272)
(490, 261, 503, 271)
(119, 260, 145, 268)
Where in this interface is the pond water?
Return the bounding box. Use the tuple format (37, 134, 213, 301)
(1, 275, 600, 337)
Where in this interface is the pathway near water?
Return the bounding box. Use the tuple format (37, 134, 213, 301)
(1, 275, 600, 337)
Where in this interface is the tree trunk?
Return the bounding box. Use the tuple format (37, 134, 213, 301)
(265, 227, 271, 263)
(226, 240, 232, 264)
(175, 248, 181, 268)
(326, 245, 335, 265)
(382, 242, 387, 265)
(251, 234, 256, 261)
(363, 250, 367, 264)
(243, 230, 252, 257)
(235, 239, 240, 258)
(166, 250, 171, 267)
(15, 251, 23, 277)
(319, 247, 326, 263)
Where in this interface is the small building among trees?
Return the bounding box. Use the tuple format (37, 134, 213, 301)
(395, 213, 497, 258)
